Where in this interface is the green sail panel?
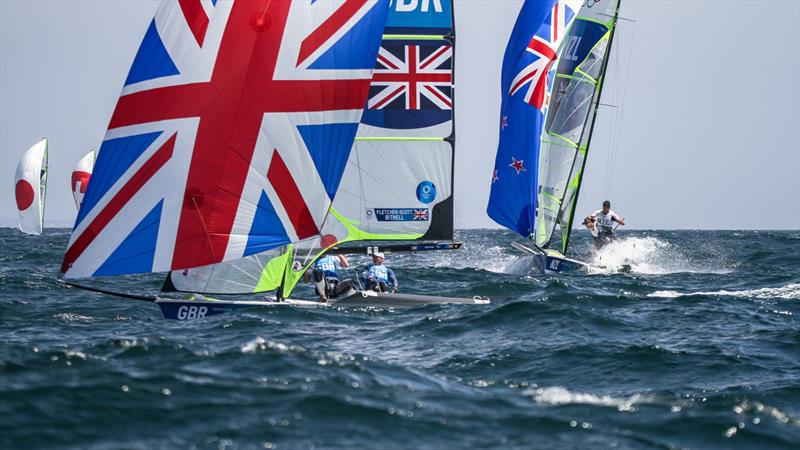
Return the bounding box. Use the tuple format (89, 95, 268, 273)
(163, 246, 289, 294)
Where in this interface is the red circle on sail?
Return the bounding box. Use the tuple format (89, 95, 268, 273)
(250, 13, 271, 32)
(320, 234, 338, 248)
(15, 179, 35, 211)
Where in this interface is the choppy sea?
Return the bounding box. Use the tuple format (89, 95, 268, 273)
(1, 228, 798, 449)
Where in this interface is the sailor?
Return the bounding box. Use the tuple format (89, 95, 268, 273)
(304, 254, 351, 301)
(361, 252, 398, 293)
(584, 200, 625, 248)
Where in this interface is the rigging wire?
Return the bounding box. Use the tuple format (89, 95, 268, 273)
(603, 1, 637, 229)
(619, 3, 639, 230)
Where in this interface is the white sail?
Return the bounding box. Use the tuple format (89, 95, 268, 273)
(165, 245, 288, 294)
(14, 138, 48, 235)
(71, 150, 95, 211)
(321, 138, 453, 243)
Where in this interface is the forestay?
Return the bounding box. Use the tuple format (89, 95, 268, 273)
(15, 138, 48, 235)
(71, 150, 95, 211)
(60, 0, 389, 279)
(533, 0, 620, 252)
(165, 0, 457, 297)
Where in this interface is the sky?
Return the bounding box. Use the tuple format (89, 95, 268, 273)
(1, 0, 798, 230)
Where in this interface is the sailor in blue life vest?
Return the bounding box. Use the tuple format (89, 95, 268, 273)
(584, 200, 625, 248)
(304, 254, 351, 301)
(361, 252, 398, 293)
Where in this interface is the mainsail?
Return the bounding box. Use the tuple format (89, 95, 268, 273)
(15, 138, 48, 235)
(533, 0, 621, 253)
(487, 0, 582, 238)
(71, 150, 95, 211)
(165, 0, 457, 297)
(61, 1, 389, 279)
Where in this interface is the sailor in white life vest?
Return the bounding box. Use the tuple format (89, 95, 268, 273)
(584, 200, 625, 248)
(361, 252, 398, 293)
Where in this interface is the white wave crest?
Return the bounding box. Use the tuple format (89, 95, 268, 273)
(53, 312, 92, 322)
(734, 400, 800, 427)
(588, 236, 731, 275)
(649, 283, 800, 300)
(241, 336, 299, 354)
(524, 386, 641, 411)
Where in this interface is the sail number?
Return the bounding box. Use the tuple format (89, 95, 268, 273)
(548, 259, 561, 271)
(177, 305, 208, 320)
(565, 36, 583, 62)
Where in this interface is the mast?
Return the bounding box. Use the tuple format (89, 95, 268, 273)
(560, 0, 622, 254)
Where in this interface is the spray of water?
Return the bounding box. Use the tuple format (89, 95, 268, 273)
(588, 236, 731, 275)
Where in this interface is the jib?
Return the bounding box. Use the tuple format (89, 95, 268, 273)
(177, 305, 207, 320)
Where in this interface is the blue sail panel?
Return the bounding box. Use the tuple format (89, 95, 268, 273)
(94, 201, 163, 276)
(298, 123, 360, 199)
(244, 192, 290, 257)
(308, 1, 387, 70)
(125, 20, 180, 86)
(76, 132, 162, 227)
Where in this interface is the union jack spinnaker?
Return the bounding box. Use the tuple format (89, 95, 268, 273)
(60, 0, 390, 280)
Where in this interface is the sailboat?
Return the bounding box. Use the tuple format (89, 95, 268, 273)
(71, 150, 95, 211)
(59, 0, 486, 320)
(158, 0, 491, 318)
(14, 138, 48, 235)
(488, 0, 621, 274)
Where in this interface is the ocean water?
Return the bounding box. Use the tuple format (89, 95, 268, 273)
(1, 228, 798, 449)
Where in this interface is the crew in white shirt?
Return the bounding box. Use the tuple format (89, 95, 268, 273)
(583, 200, 625, 248)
